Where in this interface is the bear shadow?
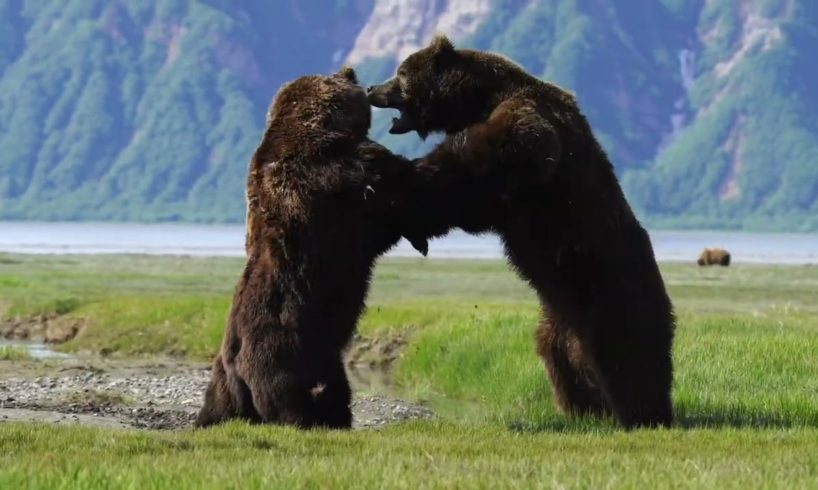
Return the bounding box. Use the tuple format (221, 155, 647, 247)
(673, 403, 818, 430)
(504, 403, 818, 433)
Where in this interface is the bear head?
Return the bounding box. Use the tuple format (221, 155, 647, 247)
(267, 66, 371, 151)
(367, 35, 518, 138)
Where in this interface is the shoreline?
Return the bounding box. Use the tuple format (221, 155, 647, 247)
(1, 222, 817, 264)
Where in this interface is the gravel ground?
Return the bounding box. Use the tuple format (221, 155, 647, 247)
(0, 360, 434, 430)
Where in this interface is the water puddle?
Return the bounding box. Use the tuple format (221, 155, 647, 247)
(344, 334, 407, 394)
(346, 362, 395, 393)
(0, 341, 74, 360)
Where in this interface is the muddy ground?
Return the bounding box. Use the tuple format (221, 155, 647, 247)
(0, 333, 434, 431)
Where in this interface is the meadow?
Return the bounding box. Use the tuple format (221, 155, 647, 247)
(1, 253, 818, 488)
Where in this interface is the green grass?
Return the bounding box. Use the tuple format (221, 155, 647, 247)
(0, 345, 31, 361)
(396, 310, 818, 429)
(0, 254, 241, 357)
(2, 253, 818, 487)
(3, 253, 816, 358)
(2, 422, 818, 488)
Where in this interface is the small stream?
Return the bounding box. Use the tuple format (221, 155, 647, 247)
(0, 341, 73, 360)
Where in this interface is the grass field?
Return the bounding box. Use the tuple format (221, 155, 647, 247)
(2, 253, 818, 488)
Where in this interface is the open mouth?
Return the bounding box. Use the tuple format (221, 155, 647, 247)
(367, 83, 414, 135)
(389, 110, 414, 135)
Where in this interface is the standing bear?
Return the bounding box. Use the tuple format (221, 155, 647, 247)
(194, 67, 431, 429)
(195, 66, 525, 428)
(368, 36, 677, 428)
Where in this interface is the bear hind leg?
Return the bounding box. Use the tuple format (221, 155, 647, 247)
(195, 355, 259, 427)
(535, 318, 608, 418)
(194, 355, 251, 427)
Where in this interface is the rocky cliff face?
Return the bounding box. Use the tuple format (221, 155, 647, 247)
(346, 0, 492, 63)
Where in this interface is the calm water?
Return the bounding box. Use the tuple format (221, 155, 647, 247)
(0, 341, 73, 359)
(1, 221, 817, 264)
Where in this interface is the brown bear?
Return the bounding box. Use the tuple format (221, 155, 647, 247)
(697, 248, 731, 266)
(368, 36, 677, 429)
(194, 67, 433, 429)
(194, 66, 525, 429)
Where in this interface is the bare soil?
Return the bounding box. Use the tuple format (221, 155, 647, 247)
(0, 313, 86, 343)
(0, 334, 433, 431)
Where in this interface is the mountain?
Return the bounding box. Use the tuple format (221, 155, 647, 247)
(0, 0, 372, 221)
(1, 0, 816, 230)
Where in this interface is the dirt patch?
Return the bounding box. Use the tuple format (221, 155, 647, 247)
(0, 407, 132, 430)
(0, 353, 434, 431)
(57, 388, 135, 406)
(0, 314, 86, 343)
(352, 395, 434, 428)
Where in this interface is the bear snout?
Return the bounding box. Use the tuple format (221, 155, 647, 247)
(366, 79, 404, 109)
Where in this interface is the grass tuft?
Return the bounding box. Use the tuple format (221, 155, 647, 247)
(0, 345, 31, 361)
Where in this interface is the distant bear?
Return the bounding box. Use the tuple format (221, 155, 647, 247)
(368, 36, 677, 428)
(698, 248, 731, 266)
(194, 67, 429, 429)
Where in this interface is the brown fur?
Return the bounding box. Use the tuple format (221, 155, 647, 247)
(697, 248, 731, 266)
(195, 68, 427, 429)
(369, 36, 677, 429)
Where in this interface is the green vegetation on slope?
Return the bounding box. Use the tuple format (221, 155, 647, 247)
(0, 0, 370, 222)
(1, 0, 817, 229)
(623, 0, 818, 231)
(0, 0, 818, 231)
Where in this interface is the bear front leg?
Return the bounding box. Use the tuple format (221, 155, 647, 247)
(310, 356, 353, 429)
(535, 317, 609, 418)
(403, 120, 520, 238)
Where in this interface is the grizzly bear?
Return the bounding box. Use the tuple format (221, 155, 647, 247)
(698, 248, 731, 266)
(194, 67, 432, 429)
(368, 36, 677, 428)
(194, 66, 526, 429)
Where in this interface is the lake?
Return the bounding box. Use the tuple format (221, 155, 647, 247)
(1, 222, 817, 264)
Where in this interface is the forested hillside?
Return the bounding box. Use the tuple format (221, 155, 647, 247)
(1, 0, 816, 230)
(0, 0, 372, 221)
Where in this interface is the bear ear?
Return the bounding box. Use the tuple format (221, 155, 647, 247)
(429, 34, 455, 55)
(334, 66, 358, 84)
